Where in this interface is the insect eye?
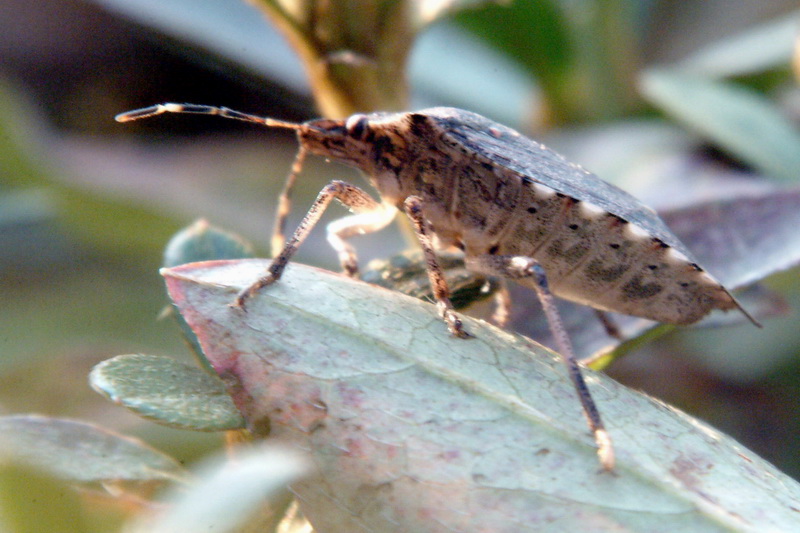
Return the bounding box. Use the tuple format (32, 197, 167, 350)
(345, 114, 369, 139)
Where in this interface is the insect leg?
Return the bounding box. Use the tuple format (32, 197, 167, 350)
(489, 279, 512, 328)
(593, 310, 624, 340)
(234, 180, 382, 308)
(465, 254, 615, 471)
(326, 201, 398, 277)
(403, 196, 470, 339)
(271, 146, 308, 257)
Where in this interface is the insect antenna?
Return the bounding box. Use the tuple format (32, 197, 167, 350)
(114, 103, 303, 131)
(115, 103, 309, 258)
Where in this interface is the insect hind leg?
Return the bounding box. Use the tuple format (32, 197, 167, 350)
(465, 253, 615, 471)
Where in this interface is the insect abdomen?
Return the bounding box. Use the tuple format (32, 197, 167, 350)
(498, 182, 736, 324)
(433, 160, 735, 325)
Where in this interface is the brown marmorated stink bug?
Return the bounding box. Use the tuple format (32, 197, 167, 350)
(117, 104, 760, 471)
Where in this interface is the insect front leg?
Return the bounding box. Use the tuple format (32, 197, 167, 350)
(403, 196, 470, 339)
(234, 180, 385, 308)
(464, 253, 615, 472)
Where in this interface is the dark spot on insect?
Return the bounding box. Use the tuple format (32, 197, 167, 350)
(609, 243, 620, 249)
(690, 262, 703, 271)
(488, 244, 500, 255)
(608, 213, 628, 225)
(408, 113, 430, 137)
(622, 276, 663, 300)
(648, 265, 658, 270)
(652, 238, 669, 249)
(556, 192, 567, 199)
(680, 282, 690, 288)
(454, 240, 465, 251)
(585, 260, 629, 282)
(409, 113, 427, 126)
(568, 224, 579, 230)
(527, 206, 538, 214)
(481, 162, 493, 171)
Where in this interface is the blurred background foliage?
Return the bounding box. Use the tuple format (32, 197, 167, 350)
(1, 0, 799, 529)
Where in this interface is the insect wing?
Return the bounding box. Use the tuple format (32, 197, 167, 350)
(425, 108, 696, 260)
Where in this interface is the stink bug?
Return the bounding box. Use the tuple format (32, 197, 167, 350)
(117, 104, 760, 471)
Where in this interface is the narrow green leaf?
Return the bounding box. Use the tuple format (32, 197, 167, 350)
(412, 0, 507, 28)
(136, 446, 307, 533)
(0, 416, 187, 483)
(90, 354, 245, 431)
(677, 11, 800, 78)
(661, 187, 800, 289)
(640, 69, 800, 182)
(164, 261, 800, 532)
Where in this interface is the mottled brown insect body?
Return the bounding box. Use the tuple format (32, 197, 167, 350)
(117, 103, 758, 472)
(295, 108, 747, 325)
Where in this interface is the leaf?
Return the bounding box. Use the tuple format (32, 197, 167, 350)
(90, 354, 245, 432)
(0, 415, 187, 484)
(163, 220, 255, 367)
(639, 69, 800, 182)
(676, 11, 800, 78)
(163, 219, 255, 268)
(412, 0, 508, 28)
(455, 0, 640, 123)
(660, 186, 800, 289)
(135, 445, 308, 533)
(164, 260, 800, 532)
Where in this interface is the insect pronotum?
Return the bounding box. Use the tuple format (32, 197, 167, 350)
(117, 103, 760, 471)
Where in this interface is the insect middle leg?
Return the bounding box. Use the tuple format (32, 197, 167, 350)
(234, 180, 396, 307)
(402, 196, 470, 339)
(464, 253, 615, 471)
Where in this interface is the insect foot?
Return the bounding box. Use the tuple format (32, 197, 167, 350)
(232, 272, 277, 310)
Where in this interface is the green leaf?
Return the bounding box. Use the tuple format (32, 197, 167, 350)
(412, 0, 507, 28)
(639, 69, 800, 182)
(163, 220, 255, 367)
(0, 415, 187, 483)
(135, 446, 307, 533)
(163, 261, 800, 532)
(677, 11, 800, 78)
(163, 219, 255, 267)
(455, 0, 640, 123)
(90, 354, 245, 431)
(661, 187, 800, 290)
